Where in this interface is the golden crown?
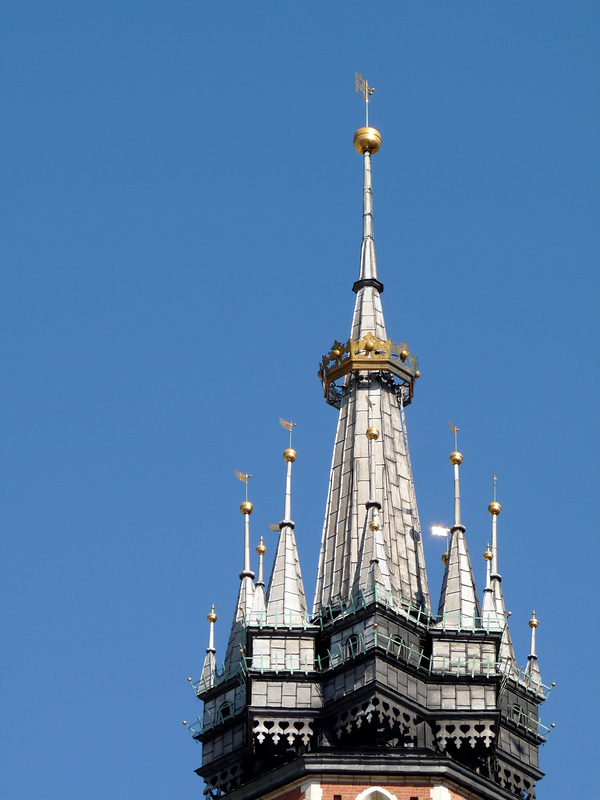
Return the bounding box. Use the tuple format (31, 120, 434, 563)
(318, 332, 419, 407)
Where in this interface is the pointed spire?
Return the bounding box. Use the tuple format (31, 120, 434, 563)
(481, 544, 502, 630)
(350, 131, 386, 341)
(224, 488, 256, 666)
(201, 606, 218, 687)
(252, 537, 267, 619)
(488, 487, 519, 674)
(314, 122, 430, 617)
(266, 440, 307, 625)
(437, 449, 481, 629)
(524, 611, 543, 692)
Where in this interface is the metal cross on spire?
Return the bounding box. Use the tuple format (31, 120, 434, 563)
(355, 72, 375, 127)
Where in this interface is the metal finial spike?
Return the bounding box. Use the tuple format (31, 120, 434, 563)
(493, 473, 498, 501)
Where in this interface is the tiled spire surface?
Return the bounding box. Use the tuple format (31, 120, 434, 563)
(266, 449, 307, 624)
(313, 147, 430, 615)
(437, 454, 481, 628)
(224, 504, 255, 666)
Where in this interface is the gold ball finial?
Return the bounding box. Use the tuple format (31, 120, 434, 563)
(449, 451, 463, 465)
(256, 538, 267, 556)
(182, 720, 187, 726)
(353, 126, 382, 155)
(400, 349, 409, 361)
(240, 501, 253, 515)
(283, 448, 297, 463)
(366, 426, 379, 441)
(369, 518, 380, 531)
(415, 370, 421, 379)
(488, 501, 502, 515)
(529, 611, 539, 629)
(441, 552, 448, 565)
(207, 605, 217, 624)
(484, 544, 493, 561)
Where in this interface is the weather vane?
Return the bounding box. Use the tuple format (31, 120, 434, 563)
(355, 72, 375, 127)
(235, 470, 251, 501)
(279, 417, 296, 448)
(449, 421, 459, 450)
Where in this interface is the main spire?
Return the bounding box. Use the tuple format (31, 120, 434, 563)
(314, 99, 430, 616)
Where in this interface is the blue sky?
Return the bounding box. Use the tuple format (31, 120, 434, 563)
(1, 3, 598, 798)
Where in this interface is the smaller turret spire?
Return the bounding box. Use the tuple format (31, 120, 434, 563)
(487, 481, 518, 674)
(438, 441, 481, 629)
(266, 424, 307, 625)
(524, 611, 543, 692)
(201, 606, 217, 688)
(481, 544, 501, 629)
(252, 537, 267, 619)
(224, 476, 256, 665)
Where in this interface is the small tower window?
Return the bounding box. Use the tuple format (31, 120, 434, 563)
(389, 634, 404, 657)
(218, 700, 233, 721)
(344, 633, 361, 660)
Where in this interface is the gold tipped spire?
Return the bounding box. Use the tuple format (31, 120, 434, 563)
(449, 451, 463, 466)
(207, 605, 217, 624)
(240, 501, 253, 515)
(283, 448, 297, 462)
(256, 537, 267, 556)
(484, 544, 493, 561)
(488, 501, 501, 515)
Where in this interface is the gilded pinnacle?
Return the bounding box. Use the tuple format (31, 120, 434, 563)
(240, 501, 253, 515)
(449, 451, 463, 466)
(488, 501, 502, 515)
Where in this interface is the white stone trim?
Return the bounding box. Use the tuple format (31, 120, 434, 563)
(302, 780, 323, 800)
(355, 788, 399, 800)
(430, 786, 451, 800)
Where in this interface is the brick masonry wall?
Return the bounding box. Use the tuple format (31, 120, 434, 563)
(279, 780, 484, 800)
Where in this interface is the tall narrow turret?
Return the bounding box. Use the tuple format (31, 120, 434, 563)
(437, 447, 481, 629)
(266, 438, 307, 625)
(315, 124, 429, 615)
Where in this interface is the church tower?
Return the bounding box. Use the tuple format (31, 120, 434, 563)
(186, 86, 552, 800)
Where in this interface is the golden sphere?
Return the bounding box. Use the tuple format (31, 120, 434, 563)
(353, 126, 382, 155)
(415, 370, 421, 379)
(400, 349, 409, 361)
(483, 546, 493, 561)
(207, 605, 217, 622)
(366, 426, 380, 441)
(441, 552, 448, 565)
(283, 448, 297, 462)
(365, 340, 374, 352)
(332, 349, 341, 358)
(256, 543, 267, 556)
(488, 501, 502, 515)
(182, 720, 187, 725)
(529, 611, 539, 629)
(369, 518, 380, 531)
(449, 451, 463, 465)
(240, 501, 253, 515)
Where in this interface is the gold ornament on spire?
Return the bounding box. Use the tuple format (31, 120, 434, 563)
(207, 605, 217, 624)
(354, 72, 381, 154)
(529, 611, 539, 629)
